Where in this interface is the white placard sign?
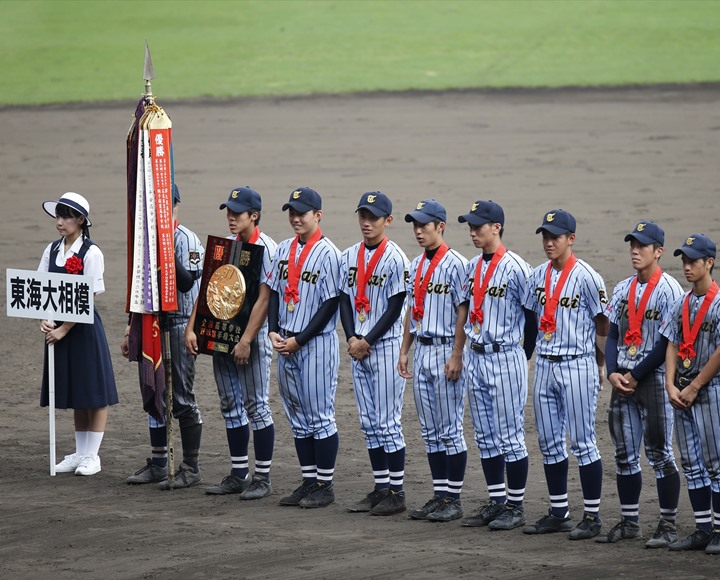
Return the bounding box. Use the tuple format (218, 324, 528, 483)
(6, 268, 94, 323)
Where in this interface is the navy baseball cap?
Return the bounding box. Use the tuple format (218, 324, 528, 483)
(404, 200, 447, 224)
(356, 191, 392, 217)
(282, 187, 322, 212)
(624, 221, 664, 246)
(220, 186, 262, 213)
(536, 209, 576, 235)
(673, 234, 717, 259)
(172, 183, 181, 204)
(458, 200, 504, 226)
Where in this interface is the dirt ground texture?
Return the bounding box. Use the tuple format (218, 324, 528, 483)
(2, 87, 720, 579)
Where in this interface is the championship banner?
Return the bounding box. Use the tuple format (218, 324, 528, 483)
(193, 235, 264, 355)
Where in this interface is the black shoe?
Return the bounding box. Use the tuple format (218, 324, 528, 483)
(348, 489, 389, 513)
(126, 459, 168, 484)
(205, 474, 251, 495)
(239, 474, 272, 500)
(158, 463, 202, 490)
(645, 518, 677, 549)
(426, 498, 463, 522)
(461, 500, 505, 527)
(488, 505, 526, 530)
(569, 513, 602, 540)
(705, 530, 720, 555)
(668, 528, 712, 551)
(595, 519, 641, 543)
(278, 481, 316, 506)
(523, 510, 574, 534)
(370, 490, 407, 516)
(299, 482, 335, 508)
(408, 495, 443, 520)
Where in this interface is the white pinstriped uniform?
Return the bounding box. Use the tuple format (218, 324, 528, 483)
(407, 248, 468, 455)
(605, 272, 683, 478)
(462, 251, 532, 462)
(340, 240, 409, 452)
(212, 232, 276, 430)
(522, 259, 607, 465)
(661, 291, 720, 492)
(267, 236, 341, 438)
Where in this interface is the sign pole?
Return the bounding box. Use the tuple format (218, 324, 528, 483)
(48, 321, 56, 476)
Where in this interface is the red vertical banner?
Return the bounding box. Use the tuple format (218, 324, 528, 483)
(149, 126, 177, 311)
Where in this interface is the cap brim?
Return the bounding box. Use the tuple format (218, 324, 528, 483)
(282, 200, 315, 213)
(624, 233, 659, 245)
(458, 213, 491, 226)
(536, 225, 570, 235)
(356, 204, 388, 217)
(42, 200, 92, 226)
(674, 247, 706, 259)
(220, 200, 253, 213)
(405, 211, 434, 224)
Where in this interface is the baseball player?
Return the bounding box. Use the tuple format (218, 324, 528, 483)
(596, 221, 683, 547)
(185, 186, 277, 499)
(122, 184, 205, 489)
(398, 199, 469, 522)
(340, 192, 410, 516)
(661, 234, 720, 554)
(521, 209, 609, 540)
(267, 187, 342, 509)
(455, 201, 537, 531)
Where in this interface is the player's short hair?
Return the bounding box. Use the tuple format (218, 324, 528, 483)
(703, 256, 715, 274)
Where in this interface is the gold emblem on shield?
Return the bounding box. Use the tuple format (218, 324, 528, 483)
(207, 264, 246, 320)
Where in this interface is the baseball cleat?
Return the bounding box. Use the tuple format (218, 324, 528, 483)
(127, 458, 168, 484)
(408, 495, 443, 520)
(75, 455, 101, 476)
(595, 519, 641, 543)
(569, 513, 602, 540)
(523, 510, 574, 534)
(645, 518, 677, 549)
(461, 500, 504, 527)
(158, 463, 202, 490)
(488, 505, 526, 530)
(239, 475, 272, 500)
(668, 529, 712, 551)
(205, 474, 250, 495)
(55, 453, 83, 473)
(370, 490, 406, 516)
(299, 482, 335, 508)
(426, 498, 463, 522)
(705, 530, 720, 555)
(348, 488, 389, 513)
(278, 481, 316, 506)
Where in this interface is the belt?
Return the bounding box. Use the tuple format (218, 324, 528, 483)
(540, 354, 580, 363)
(280, 329, 298, 339)
(416, 336, 453, 346)
(470, 342, 502, 354)
(677, 375, 698, 388)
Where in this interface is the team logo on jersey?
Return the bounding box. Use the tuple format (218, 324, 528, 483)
(277, 260, 320, 284)
(189, 251, 201, 265)
(686, 236, 695, 245)
(231, 190, 240, 199)
(367, 195, 377, 203)
(546, 213, 555, 222)
(636, 223, 646, 231)
(292, 190, 302, 199)
(416, 202, 425, 210)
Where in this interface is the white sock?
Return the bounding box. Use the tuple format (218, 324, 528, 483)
(86, 431, 104, 457)
(75, 431, 89, 456)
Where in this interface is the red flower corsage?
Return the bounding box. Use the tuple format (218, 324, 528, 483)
(64, 255, 84, 275)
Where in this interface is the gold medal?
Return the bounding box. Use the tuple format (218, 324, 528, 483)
(683, 357, 692, 369)
(473, 323, 481, 334)
(544, 331, 553, 341)
(288, 300, 295, 312)
(206, 264, 246, 320)
(416, 320, 421, 332)
(358, 310, 366, 323)
(628, 344, 637, 357)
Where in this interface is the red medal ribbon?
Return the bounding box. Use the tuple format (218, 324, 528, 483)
(624, 267, 662, 348)
(355, 237, 388, 316)
(237, 226, 261, 244)
(285, 228, 323, 306)
(539, 253, 577, 335)
(412, 242, 449, 322)
(678, 281, 719, 362)
(470, 244, 506, 328)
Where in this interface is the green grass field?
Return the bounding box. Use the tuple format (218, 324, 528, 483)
(2, 0, 719, 106)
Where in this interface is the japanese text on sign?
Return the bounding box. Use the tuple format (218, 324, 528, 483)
(6, 269, 94, 323)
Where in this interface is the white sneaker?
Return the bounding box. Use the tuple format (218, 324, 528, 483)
(75, 455, 101, 476)
(55, 453, 82, 473)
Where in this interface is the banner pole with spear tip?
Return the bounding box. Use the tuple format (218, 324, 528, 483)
(126, 41, 177, 489)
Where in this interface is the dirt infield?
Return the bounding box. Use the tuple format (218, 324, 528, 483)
(2, 87, 720, 579)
